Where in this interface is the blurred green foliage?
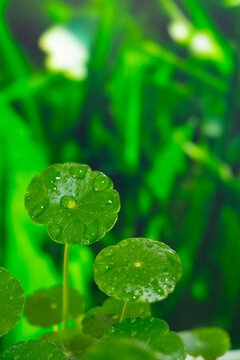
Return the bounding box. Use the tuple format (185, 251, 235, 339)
(0, 0, 240, 351)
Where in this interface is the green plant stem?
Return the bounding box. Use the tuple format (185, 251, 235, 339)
(120, 300, 129, 322)
(62, 243, 70, 331)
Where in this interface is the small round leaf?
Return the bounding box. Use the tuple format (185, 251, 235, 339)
(42, 329, 98, 358)
(179, 327, 231, 360)
(0, 340, 66, 360)
(24, 285, 85, 327)
(0, 267, 25, 337)
(25, 163, 120, 245)
(103, 317, 185, 360)
(81, 337, 158, 360)
(94, 238, 182, 303)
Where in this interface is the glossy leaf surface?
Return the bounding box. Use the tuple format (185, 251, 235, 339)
(94, 238, 182, 302)
(0, 267, 25, 337)
(25, 163, 120, 245)
(179, 327, 231, 360)
(81, 337, 158, 360)
(103, 317, 185, 360)
(0, 340, 66, 360)
(24, 285, 85, 327)
(42, 328, 98, 358)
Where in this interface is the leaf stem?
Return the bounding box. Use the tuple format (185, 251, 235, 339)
(120, 300, 129, 322)
(62, 243, 70, 331)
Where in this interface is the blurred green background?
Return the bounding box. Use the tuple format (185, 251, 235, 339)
(1, 0, 240, 351)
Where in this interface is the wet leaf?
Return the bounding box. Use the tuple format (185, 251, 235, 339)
(179, 327, 231, 360)
(24, 285, 85, 327)
(42, 328, 98, 358)
(25, 163, 120, 245)
(103, 317, 185, 360)
(81, 337, 158, 360)
(0, 340, 66, 360)
(0, 267, 25, 337)
(94, 238, 182, 303)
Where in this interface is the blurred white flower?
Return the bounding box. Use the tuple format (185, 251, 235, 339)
(168, 21, 191, 43)
(190, 31, 220, 59)
(39, 26, 89, 80)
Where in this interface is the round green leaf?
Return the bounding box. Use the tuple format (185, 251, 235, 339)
(102, 297, 151, 318)
(81, 337, 158, 360)
(0, 340, 66, 360)
(103, 317, 185, 360)
(24, 285, 85, 327)
(0, 267, 25, 337)
(25, 163, 120, 245)
(93, 238, 182, 303)
(179, 327, 231, 360)
(82, 307, 115, 339)
(42, 328, 98, 358)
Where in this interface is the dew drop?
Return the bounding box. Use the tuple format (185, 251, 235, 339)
(69, 164, 88, 179)
(47, 353, 54, 360)
(93, 175, 112, 192)
(102, 249, 114, 258)
(60, 195, 76, 209)
(84, 219, 99, 242)
(48, 225, 62, 240)
(31, 199, 49, 219)
(106, 199, 113, 206)
(107, 286, 116, 295)
(119, 240, 129, 248)
(25, 195, 31, 206)
(9, 295, 14, 301)
(96, 263, 113, 274)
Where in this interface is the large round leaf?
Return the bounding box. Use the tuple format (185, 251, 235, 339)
(25, 163, 120, 245)
(81, 337, 158, 360)
(0, 267, 25, 337)
(103, 317, 185, 360)
(94, 238, 182, 303)
(179, 327, 231, 360)
(24, 285, 85, 327)
(42, 328, 98, 358)
(0, 340, 66, 360)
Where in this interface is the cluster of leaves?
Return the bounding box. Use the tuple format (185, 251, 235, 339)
(0, 164, 231, 359)
(2, 0, 240, 348)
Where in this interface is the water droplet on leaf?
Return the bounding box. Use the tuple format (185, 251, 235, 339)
(60, 195, 76, 209)
(48, 225, 62, 240)
(119, 239, 129, 248)
(102, 249, 114, 258)
(31, 199, 49, 219)
(93, 175, 112, 192)
(69, 164, 88, 179)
